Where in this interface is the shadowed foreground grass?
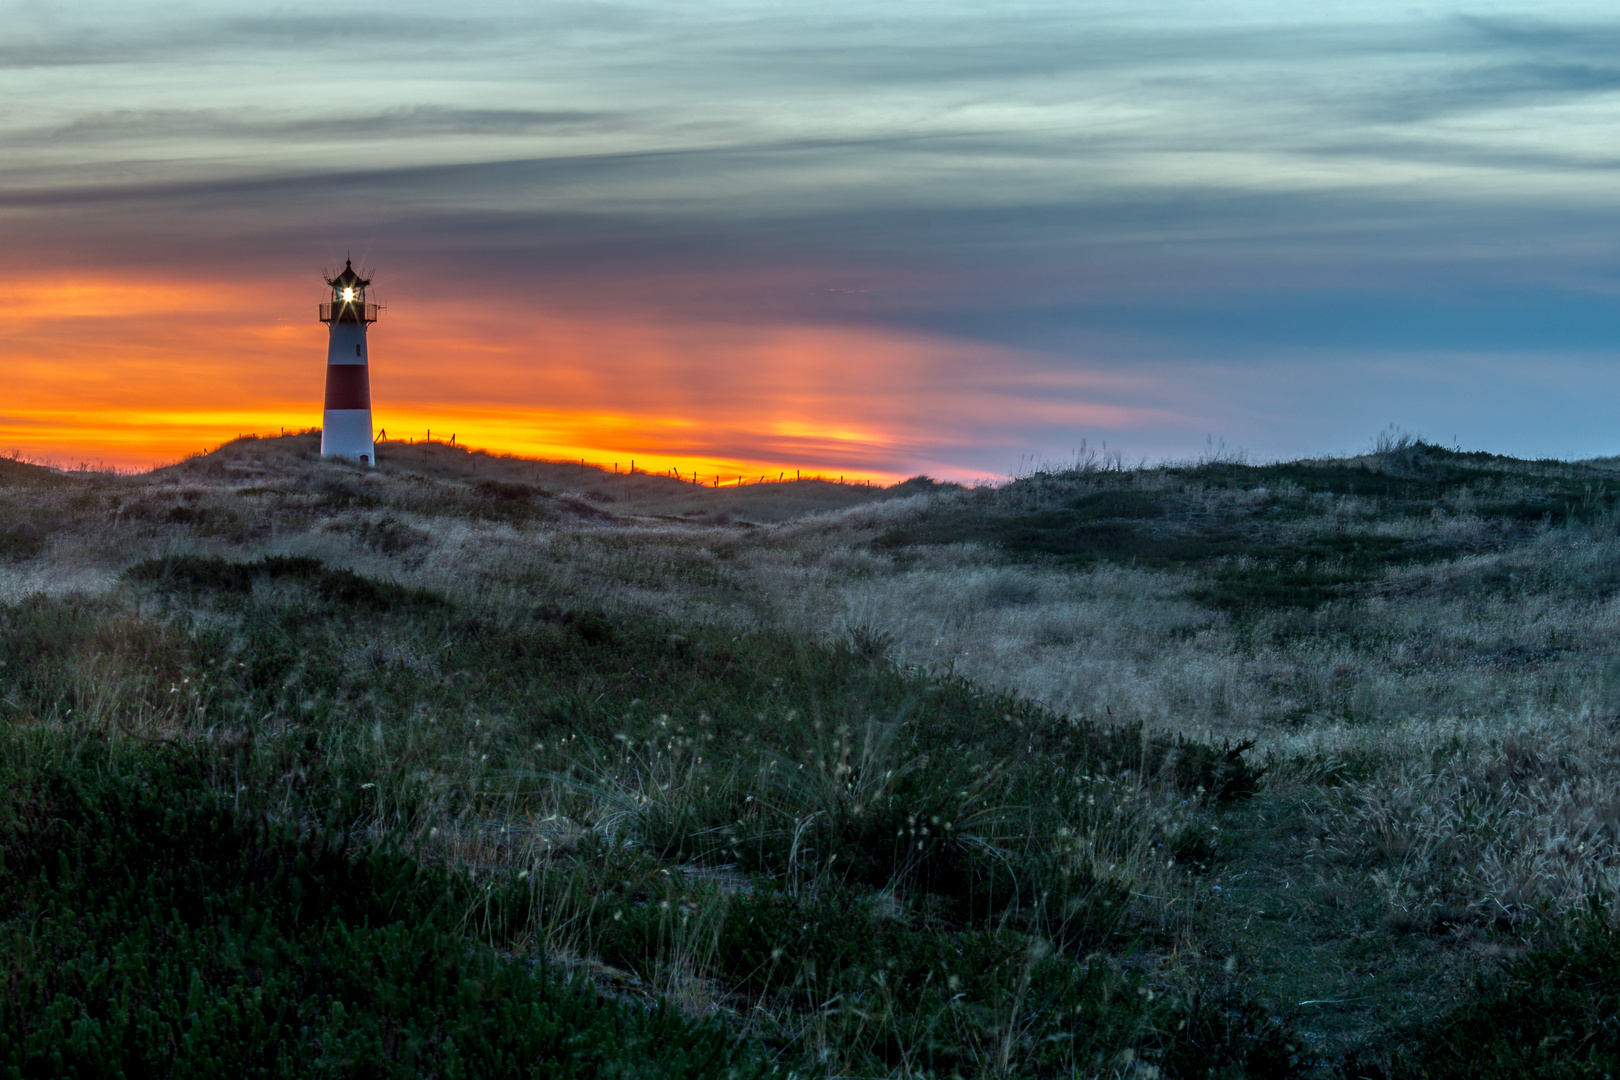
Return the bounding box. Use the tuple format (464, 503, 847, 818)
(0, 742, 754, 1079)
(7, 434, 1620, 1076)
(1, 560, 1287, 1078)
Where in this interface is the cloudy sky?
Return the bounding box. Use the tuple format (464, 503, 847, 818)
(4, 1, 1620, 476)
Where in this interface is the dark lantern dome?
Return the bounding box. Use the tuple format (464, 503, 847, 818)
(320, 259, 379, 324)
(326, 258, 371, 293)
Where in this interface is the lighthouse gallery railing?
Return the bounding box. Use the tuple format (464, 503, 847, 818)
(318, 302, 381, 323)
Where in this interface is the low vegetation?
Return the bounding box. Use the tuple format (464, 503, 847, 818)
(4, 432, 1620, 1076)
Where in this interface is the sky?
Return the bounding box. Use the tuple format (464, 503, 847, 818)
(5, 1, 1620, 479)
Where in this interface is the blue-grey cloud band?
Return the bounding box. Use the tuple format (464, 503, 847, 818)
(5, 0, 1620, 462)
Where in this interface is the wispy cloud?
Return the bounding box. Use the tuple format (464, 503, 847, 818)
(0, 10, 498, 68)
(20, 107, 617, 144)
(6, 0, 1620, 468)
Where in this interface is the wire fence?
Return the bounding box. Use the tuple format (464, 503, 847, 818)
(192, 429, 887, 487)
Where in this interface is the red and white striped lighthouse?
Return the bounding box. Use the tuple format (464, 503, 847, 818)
(318, 260, 379, 464)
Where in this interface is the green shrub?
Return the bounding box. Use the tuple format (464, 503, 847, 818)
(879, 447, 1620, 614)
(351, 516, 431, 554)
(126, 554, 444, 611)
(0, 521, 46, 560)
(0, 594, 100, 719)
(529, 856, 1297, 1079)
(475, 479, 551, 501)
(1366, 905, 1620, 1079)
(0, 746, 762, 1079)
(0, 458, 73, 487)
(3, 585, 1282, 1078)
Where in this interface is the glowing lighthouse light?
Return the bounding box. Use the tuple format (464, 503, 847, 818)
(318, 259, 379, 464)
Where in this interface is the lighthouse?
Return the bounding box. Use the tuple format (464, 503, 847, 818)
(318, 260, 379, 464)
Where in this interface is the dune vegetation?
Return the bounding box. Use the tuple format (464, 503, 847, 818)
(5, 431, 1620, 1078)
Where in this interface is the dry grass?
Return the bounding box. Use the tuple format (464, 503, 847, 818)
(16, 439, 1620, 907)
(11, 433, 1620, 1070)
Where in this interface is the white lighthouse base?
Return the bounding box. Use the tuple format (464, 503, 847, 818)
(322, 410, 375, 465)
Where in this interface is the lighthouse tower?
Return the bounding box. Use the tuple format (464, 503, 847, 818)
(318, 260, 379, 464)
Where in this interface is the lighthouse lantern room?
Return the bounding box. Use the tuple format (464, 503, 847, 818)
(318, 259, 380, 464)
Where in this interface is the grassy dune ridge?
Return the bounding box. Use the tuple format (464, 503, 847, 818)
(4, 433, 1620, 1077)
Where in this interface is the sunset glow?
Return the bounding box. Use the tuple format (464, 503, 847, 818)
(6, 1, 1620, 474)
(0, 272, 1184, 478)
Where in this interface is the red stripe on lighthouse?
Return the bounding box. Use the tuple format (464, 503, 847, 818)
(324, 365, 371, 411)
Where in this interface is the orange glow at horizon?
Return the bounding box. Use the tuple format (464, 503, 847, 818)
(0, 273, 1189, 479)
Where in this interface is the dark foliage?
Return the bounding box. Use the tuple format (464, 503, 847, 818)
(0, 575, 1279, 1077)
(0, 521, 46, 560)
(0, 747, 762, 1079)
(536, 855, 1298, 1078)
(0, 458, 73, 487)
(125, 554, 445, 611)
(891, 475, 966, 495)
(475, 479, 552, 501)
(1356, 907, 1620, 1080)
(467, 479, 552, 523)
(878, 443, 1620, 614)
(350, 515, 432, 555)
